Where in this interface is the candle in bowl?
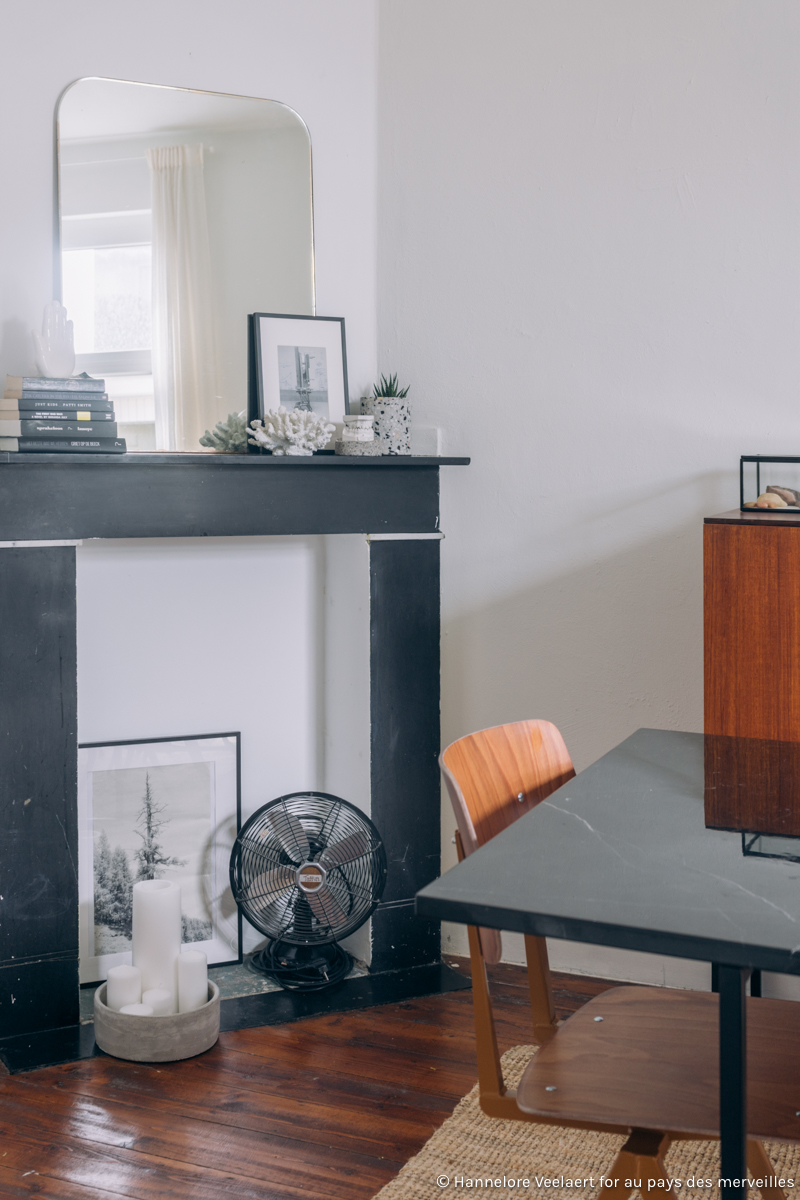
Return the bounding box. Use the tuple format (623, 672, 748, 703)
(178, 949, 208, 1013)
(132, 878, 181, 1002)
(142, 988, 174, 1016)
(119, 1003, 154, 1016)
(106, 964, 142, 1012)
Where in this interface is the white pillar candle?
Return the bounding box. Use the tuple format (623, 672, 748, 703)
(132, 879, 181, 1009)
(178, 949, 208, 1013)
(142, 988, 174, 1016)
(119, 1003, 154, 1016)
(106, 964, 142, 1012)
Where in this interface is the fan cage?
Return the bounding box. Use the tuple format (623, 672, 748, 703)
(230, 792, 387, 947)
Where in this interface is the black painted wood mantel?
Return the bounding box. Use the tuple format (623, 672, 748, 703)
(0, 451, 468, 1043)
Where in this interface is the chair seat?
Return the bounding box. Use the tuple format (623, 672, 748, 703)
(516, 985, 800, 1142)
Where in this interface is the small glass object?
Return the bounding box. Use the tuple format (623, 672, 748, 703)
(740, 456, 800, 511)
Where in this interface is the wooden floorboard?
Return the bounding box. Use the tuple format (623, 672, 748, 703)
(0, 961, 614, 1200)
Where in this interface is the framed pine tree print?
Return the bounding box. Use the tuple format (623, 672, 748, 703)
(78, 732, 241, 984)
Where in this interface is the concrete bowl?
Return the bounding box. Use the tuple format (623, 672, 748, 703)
(93, 980, 220, 1062)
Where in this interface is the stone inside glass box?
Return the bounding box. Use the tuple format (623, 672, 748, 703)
(741, 457, 800, 511)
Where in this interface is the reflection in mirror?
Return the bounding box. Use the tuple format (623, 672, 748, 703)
(58, 78, 314, 451)
(704, 732, 800, 837)
(742, 831, 800, 864)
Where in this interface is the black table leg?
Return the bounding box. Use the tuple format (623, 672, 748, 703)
(718, 964, 747, 1197)
(714, 964, 760, 998)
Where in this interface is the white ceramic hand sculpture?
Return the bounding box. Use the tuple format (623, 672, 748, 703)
(32, 302, 75, 379)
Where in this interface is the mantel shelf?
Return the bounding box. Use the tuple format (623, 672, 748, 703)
(0, 452, 470, 468)
(0, 448, 468, 541)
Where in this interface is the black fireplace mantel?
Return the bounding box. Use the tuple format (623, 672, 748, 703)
(0, 452, 469, 1067)
(0, 452, 469, 540)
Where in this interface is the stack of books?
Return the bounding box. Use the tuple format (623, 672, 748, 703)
(0, 375, 126, 455)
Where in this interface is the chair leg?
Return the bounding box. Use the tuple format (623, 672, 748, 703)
(465, 921, 541, 1121)
(456, 830, 528, 1119)
(466, 923, 505, 1096)
(524, 933, 559, 1043)
(606, 1130, 673, 1198)
(747, 1138, 787, 1200)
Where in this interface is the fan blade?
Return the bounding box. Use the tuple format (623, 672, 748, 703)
(244, 866, 296, 906)
(319, 830, 372, 870)
(306, 882, 349, 931)
(265, 810, 311, 863)
(240, 833, 284, 863)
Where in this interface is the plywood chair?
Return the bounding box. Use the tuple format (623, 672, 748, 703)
(441, 719, 574, 1040)
(441, 720, 789, 1200)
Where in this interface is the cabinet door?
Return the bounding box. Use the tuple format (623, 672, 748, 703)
(705, 522, 800, 740)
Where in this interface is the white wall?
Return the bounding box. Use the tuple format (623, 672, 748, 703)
(76, 537, 323, 798)
(378, 0, 800, 989)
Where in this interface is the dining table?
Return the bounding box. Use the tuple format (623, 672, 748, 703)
(415, 727, 800, 1198)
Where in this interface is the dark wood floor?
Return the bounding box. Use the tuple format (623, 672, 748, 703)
(0, 960, 613, 1199)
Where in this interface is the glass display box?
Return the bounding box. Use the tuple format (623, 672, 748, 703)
(740, 455, 800, 511)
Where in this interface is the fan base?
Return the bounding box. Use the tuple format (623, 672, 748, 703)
(250, 940, 352, 992)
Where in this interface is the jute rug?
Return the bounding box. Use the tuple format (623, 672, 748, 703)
(373, 1045, 800, 1200)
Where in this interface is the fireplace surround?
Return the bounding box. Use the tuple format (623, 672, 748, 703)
(0, 451, 469, 1068)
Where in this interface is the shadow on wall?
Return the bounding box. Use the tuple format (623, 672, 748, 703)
(440, 473, 737, 774)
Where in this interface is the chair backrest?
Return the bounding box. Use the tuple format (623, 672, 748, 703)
(440, 719, 575, 1049)
(440, 719, 576, 855)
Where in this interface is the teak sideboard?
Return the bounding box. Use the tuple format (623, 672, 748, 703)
(704, 509, 800, 741)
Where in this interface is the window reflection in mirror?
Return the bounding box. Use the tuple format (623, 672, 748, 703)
(58, 78, 314, 452)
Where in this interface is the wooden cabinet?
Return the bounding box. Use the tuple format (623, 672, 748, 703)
(704, 510, 800, 740)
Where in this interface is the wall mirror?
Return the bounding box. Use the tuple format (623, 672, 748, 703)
(57, 77, 314, 451)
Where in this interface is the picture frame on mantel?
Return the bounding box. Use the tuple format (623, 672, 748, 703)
(78, 731, 242, 985)
(249, 312, 350, 429)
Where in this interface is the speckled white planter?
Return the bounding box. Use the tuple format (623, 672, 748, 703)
(363, 397, 411, 455)
(334, 439, 382, 456)
(94, 980, 220, 1062)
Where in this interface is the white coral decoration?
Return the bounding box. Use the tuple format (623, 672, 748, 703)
(248, 408, 336, 456)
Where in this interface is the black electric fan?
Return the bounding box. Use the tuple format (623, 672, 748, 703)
(229, 792, 387, 990)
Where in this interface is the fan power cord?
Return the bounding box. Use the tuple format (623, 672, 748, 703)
(253, 942, 352, 991)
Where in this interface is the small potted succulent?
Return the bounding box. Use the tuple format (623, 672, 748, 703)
(363, 373, 411, 455)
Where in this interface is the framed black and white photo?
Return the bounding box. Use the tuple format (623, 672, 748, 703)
(78, 732, 242, 984)
(252, 312, 349, 424)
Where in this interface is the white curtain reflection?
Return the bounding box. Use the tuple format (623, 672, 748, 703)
(147, 144, 219, 451)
